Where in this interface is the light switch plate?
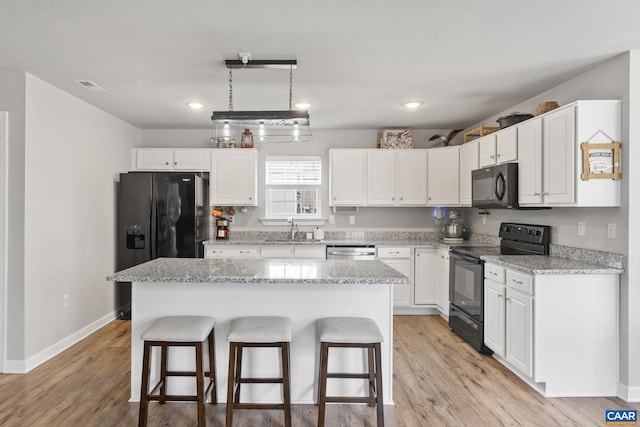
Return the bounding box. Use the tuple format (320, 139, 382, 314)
(607, 223, 616, 239)
(349, 215, 355, 224)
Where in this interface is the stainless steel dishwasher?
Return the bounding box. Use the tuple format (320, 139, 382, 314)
(326, 245, 376, 260)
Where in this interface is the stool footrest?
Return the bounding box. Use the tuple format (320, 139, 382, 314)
(149, 394, 199, 402)
(326, 396, 376, 404)
(237, 377, 284, 384)
(233, 403, 286, 410)
(327, 373, 370, 379)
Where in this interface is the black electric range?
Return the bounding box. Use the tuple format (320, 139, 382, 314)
(448, 223, 551, 354)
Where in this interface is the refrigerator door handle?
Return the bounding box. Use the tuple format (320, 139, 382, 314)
(150, 195, 157, 259)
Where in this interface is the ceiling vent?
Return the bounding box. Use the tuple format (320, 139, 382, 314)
(73, 80, 107, 93)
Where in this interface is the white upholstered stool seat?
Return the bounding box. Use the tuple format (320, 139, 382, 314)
(227, 316, 291, 343)
(141, 316, 217, 342)
(316, 316, 384, 427)
(138, 315, 218, 427)
(226, 316, 292, 427)
(317, 317, 384, 344)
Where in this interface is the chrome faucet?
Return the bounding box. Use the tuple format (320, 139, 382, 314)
(287, 216, 297, 240)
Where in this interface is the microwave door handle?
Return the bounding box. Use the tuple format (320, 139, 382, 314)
(495, 172, 506, 201)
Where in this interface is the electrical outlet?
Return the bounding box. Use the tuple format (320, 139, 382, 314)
(577, 221, 586, 236)
(349, 215, 355, 224)
(63, 294, 70, 308)
(329, 214, 335, 224)
(607, 223, 616, 239)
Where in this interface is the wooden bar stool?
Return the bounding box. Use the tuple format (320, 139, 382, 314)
(139, 316, 217, 427)
(226, 316, 292, 427)
(316, 317, 384, 427)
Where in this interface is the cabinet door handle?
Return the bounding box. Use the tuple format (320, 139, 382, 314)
(498, 294, 503, 299)
(400, 197, 403, 201)
(174, 161, 178, 165)
(249, 196, 252, 200)
(391, 197, 395, 201)
(490, 155, 495, 159)
(489, 271, 498, 276)
(534, 192, 541, 196)
(512, 279, 524, 285)
(165, 162, 169, 165)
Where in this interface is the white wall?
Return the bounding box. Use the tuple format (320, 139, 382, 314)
(3, 73, 141, 368)
(625, 51, 640, 399)
(0, 71, 27, 364)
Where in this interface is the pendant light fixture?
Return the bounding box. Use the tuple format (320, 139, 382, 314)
(210, 53, 312, 144)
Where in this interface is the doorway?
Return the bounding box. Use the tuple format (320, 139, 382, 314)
(0, 111, 7, 372)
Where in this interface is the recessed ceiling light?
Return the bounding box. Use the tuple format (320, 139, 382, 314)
(186, 102, 206, 110)
(294, 102, 312, 110)
(403, 101, 423, 109)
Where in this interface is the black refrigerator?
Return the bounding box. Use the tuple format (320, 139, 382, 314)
(115, 172, 210, 317)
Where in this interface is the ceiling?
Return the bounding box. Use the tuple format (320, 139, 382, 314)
(1, 1, 639, 131)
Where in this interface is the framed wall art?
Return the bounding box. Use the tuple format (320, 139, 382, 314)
(379, 128, 414, 149)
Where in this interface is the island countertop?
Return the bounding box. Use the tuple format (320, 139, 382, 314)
(107, 257, 409, 285)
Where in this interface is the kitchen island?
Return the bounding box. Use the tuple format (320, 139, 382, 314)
(108, 257, 407, 404)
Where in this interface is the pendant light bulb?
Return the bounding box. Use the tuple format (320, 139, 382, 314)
(259, 122, 266, 141)
(223, 121, 230, 140)
(292, 121, 300, 141)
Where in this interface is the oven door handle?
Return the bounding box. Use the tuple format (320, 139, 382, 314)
(450, 252, 483, 264)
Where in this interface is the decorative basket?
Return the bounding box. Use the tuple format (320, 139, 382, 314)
(534, 101, 560, 116)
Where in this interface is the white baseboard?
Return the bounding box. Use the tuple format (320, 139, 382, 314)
(3, 310, 121, 374)
(618, 382, 640, 402)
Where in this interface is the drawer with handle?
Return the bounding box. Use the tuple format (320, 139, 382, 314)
(506, 269, 533, 294)
(205, 247, 260, 259)
(377, 246, 411, 258)
(484, 263, 505, 283)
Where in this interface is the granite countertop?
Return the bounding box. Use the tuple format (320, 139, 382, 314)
(203, 238, 451, 247)
(107, 258, 409, 285)
(481, 255, 624, 275)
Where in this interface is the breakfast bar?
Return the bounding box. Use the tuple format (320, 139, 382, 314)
(108, 257, 407, 404)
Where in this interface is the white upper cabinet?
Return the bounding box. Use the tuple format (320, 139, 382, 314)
(479, 127, 517, 167)
(133, 148, 211, 171)
(397, 150, 428, 205)
(366, 150, 427, 206)
(518, 100, 621, 207)
(518, 117, 544, 204)
(459, 140, 479, 206)
(543, 106, 576, 204)
(366, 150, 396, 205)
(478, 134, 497, 167)
(496, 126, 518, 164)
(427, 146, 459, 206)
(210, 149, 257, 206)
(329, 149, 366, 206)
(173, 149, 211, 171)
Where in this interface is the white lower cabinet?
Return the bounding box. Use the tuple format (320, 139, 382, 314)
(484, 265, 534, 377)
(414, 248, 436, 304)
(505, 287, 533, 377)
(260, 245, 326, 259)
(205, 246, 260, 259)
(378, 246, 412, 307)
(483, 262, 619, 397)
(434, 248, 450, 315)
(414, 247, 449, 316)
(483, 278, 505, 357)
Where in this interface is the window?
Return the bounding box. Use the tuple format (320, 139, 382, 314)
(265, 156, 321, 219)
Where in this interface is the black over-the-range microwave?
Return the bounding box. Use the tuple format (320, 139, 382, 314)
(471, 163, 519, 209)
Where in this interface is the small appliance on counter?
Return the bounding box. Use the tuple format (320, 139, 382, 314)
(216, 217, 230, 240)
(442, 209, 464, 243)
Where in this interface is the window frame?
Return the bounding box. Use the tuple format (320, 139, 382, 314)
(264, 155, 322, 220)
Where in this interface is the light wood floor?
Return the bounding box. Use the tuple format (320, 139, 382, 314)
(0, 316, 637, 426)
